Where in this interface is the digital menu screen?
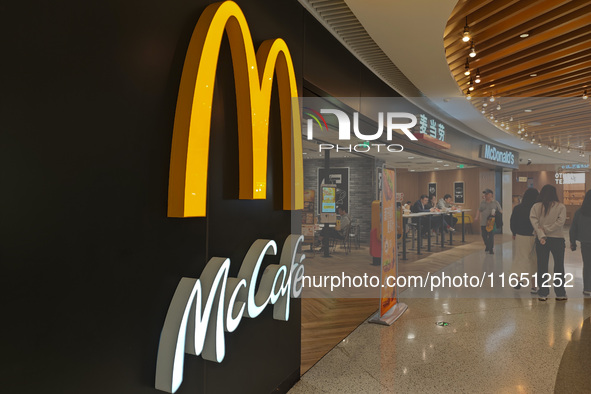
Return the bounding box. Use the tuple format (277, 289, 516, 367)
(321, 186, 336, 213)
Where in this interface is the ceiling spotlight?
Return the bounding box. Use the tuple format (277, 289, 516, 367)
(518, 130, 522, 134)
(525, 132, 528, 137)
(538, 143, 542, 147)
(531, 140, 534, 144)
(530, 73, 537, 77)
(464, 59, 470, 76)
(520, 137, 524, 140)
(532, 138, 535, 142)
(496, 104, 501, 110)
(489, 114, 494, 119)
(520, 33, 530, 38)
(469, 41, 477, 58)
(510, 117, 513, 121)
(567, 147, 571, 153)
(466, 90, 472, 100)
(583, 90, 588, 99)
(495, 119, 498, 123)
(490, 95, 495, 102)
(468, 79, 474, 91)
(501, 122, 505, 127)
(548, 146, 552, 151)
(474, 69, 481, 83)
(483, 102, 488, 107)
(506, 125, 510, 130)
(481, 108, 486, 113)
(462, 17, 471, 42)
(554, 147, 559, 152)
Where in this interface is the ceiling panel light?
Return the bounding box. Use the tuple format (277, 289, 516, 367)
(519, 33, 530, 38)
(469, 41, 476, 58)
(462, 17, 471, 42)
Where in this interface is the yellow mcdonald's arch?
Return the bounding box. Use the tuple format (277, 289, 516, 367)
(168, 0, 304, 217)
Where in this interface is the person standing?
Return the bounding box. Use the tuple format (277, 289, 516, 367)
(530, 184, 567, 301)
(569, 190, 591, 296)
(474, 189, 502, 254)
(510, 188, 539, 292)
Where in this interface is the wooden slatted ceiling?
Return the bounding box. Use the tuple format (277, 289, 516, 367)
(445, 0, 591, 152)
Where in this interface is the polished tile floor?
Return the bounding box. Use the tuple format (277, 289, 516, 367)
(291, 239, 591, 393)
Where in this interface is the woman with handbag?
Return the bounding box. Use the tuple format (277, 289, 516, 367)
(569, 189, 591, 296)
(510, 188, 539, 292)
(530, 184, 567, 301)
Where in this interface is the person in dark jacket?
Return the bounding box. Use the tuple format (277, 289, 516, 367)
(569, 189, 591, 296)
(510, 188, 539, 292)
(411, 195, 433, 235)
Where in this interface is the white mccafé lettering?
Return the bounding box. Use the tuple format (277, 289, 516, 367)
(155, 235, 305, 393)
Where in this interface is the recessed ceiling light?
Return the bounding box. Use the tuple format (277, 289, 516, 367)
(524, 109, 533, 112)
(530, 73, 537, 77)
(520, 33, 530, 38)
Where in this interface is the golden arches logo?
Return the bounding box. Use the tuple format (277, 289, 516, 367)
(168, 0, 304, 217)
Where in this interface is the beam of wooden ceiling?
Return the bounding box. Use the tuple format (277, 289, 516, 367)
(445, 0, 591, 153)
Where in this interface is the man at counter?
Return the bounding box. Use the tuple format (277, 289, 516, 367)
(437, 194, 458, 230)
(411, 195, 435, 235)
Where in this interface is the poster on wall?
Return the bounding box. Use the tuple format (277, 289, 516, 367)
(318, 167, 349, 214)
(428, 182, 437, 198)
(380, 168, 397, 317)
(454, 182, 464, 204)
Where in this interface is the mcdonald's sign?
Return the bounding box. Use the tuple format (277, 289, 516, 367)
(156, 2, 306, 393)
(168, 0, 304, 218)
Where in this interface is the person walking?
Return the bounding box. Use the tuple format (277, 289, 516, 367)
(569, 189, 591, 296)
(510, 188, 539, 292)
(530, 184, 567, 301)
(474, 189, 502, 254)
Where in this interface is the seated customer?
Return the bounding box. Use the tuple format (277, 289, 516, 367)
(318, 206, 350, 252)
(437, 194, 458, 230)
(411, 195, 433, 235)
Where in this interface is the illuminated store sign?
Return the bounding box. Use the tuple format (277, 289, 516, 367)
(418, 114, 446, 141)
(156, 2, 305, 393)
(155, 235, 305, 393)
(479, 144, 517, 167)
(167, 0, 303, 218)
(560, 164, 589, 170)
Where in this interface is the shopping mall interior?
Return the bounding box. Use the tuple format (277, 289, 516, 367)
(2, 0, 590, 393)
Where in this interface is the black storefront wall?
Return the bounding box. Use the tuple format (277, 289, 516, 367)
(0, 0, 404, 393)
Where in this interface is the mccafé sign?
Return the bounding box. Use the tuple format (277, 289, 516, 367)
(155, 2, 305, 393)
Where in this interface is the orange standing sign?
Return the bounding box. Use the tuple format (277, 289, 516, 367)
(380, 168, 397, 317)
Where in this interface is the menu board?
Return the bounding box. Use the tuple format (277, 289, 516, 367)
(321, 185, 336, 213)
(318, 167, 349, 214)
(454, 181, 464, 204)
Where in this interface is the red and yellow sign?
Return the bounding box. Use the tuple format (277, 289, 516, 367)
(380, 168, 397, 316)
(167, 0, 303, 217)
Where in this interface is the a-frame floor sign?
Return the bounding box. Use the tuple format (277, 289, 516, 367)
(369, 166, 407, 326)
